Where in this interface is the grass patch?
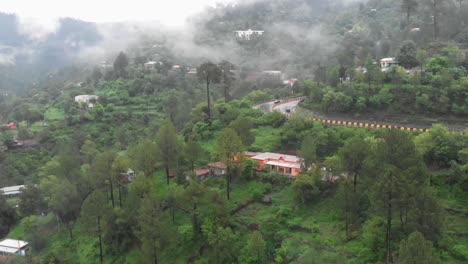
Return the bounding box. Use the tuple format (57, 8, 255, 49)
(45, 108, 65, 121)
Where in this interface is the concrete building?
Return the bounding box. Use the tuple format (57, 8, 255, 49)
(249, 152, 302, 177)
(0, 185, 25, 198)
(0, 239, 29, 257)
(75, 95, 99, 108)
(380, 58, 398, 70)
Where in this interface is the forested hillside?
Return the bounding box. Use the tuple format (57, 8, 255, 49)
(0, 0, 467, 264)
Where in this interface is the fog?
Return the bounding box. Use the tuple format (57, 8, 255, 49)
(0, 0, 368, 78)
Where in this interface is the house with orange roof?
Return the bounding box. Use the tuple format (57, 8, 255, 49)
(248, 152, 302, 177)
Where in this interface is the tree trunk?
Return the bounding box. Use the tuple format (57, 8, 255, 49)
(206, 77, 211, 126)
(165, 165, 170, 185)
(432, 2, 439, 40)
(68, 225, 73, 240)
(406, 8, 410, 25)
(226, 168, 231, 200)
(385, 193, 393, 263)
(192, 203, 199, 240)
(399, 206, 405, 233)
(109, 176, 115, 208)
(153, 247, 158, 264)
(97, 216, 103, 264)
(345, 184, 350, 240)
(353, 172, 357, 193)
(118, 185, 122, 208)
(171, 207, 175, 223)
(191, 161, 195, 173)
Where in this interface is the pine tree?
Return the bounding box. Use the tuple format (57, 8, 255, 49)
(197, 62, 222, 125)
(397, 231, 437, 264)
(215, 128, 243, 200)
(136, 193, 170, 264)
(80, 191, 111, 264)
(241, 231, 267, 264)
(155, 120, 180, 185)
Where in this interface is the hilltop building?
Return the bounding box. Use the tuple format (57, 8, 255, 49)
(235, 29, 265, 40)
(380, 57, 398, 72)
(75, 95, 99, 108)
(144, 61, 162, 70)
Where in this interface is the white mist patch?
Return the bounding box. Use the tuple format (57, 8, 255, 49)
(16, 16, 59, 41)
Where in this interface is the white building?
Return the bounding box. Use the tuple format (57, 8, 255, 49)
(0, 185, 25, 198)
(380, 58, 398, 69)
(75, 95, 99, 108)
(235, 29, 265, 40)
(0, 239, 29, 257)
(144, 61, 162, 70)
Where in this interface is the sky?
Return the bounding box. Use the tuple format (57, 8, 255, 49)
(0, 0, 231, 27)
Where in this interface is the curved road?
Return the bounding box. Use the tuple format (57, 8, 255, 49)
(254, 98, 467, 133)
(254, 97, 305, 116)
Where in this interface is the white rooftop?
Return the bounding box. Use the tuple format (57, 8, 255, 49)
(75, 95, 98, 102)
(251, 152, 301, 163)
(266, 160, 301, 169)
(0, 239, 29, 253)
(0, 185, 25, 196)
(380, 58, 396, 62)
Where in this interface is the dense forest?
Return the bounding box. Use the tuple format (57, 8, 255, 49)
(0, 0, 467, 263)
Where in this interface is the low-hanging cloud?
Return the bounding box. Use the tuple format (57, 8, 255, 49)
(16, 16, 59, 41)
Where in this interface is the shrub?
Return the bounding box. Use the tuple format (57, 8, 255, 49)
(451, 244, 468, 261)
(250, 188, 263, 202)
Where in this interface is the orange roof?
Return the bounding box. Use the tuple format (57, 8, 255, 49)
(195, 169, 210, 177)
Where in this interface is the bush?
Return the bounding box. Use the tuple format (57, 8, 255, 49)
(358, 217, 386, 262)
(292, 174, 320, 205)
(250, 187, 263, 202)
(451, 244, 468, 261)
(459, 174, 468, 192)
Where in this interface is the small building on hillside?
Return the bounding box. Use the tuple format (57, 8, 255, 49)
(0, 239, 29, 257)
(355, 66, 367, 74)
(75, 95, 99, 108)
(380, 58, 398, 71)
(194, 168, 210, 180)
(6, 123, 17, 130)
(208, 162, 227, 176)
(249, 152, 302, 177)
(235, 29, 265, 40)
(120, 169, 135, 184)
(187, 68, 197, 75)
(283, 78, 298, 87)
(0, 185, 25, 199)
(144, 61, 161, 70)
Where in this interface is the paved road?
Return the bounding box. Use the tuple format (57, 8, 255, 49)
(254, 98, 466, 133)
(253, 98, 304, 116)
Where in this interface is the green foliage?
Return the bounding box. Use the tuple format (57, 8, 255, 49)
(397, 41, 418, 69)
(229, 116, 255, 147)
(240, 231, 267, 264)
(18, 185, 47, 217)
(397, 231, 438, 264)
(450, 244, 468, 261)
(261, 111, 287, 128)
(0, 194, 16, 237)
(292, 173, 320, 205)
(298, 135, 316, 170)
(358, 217, 386, 262)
